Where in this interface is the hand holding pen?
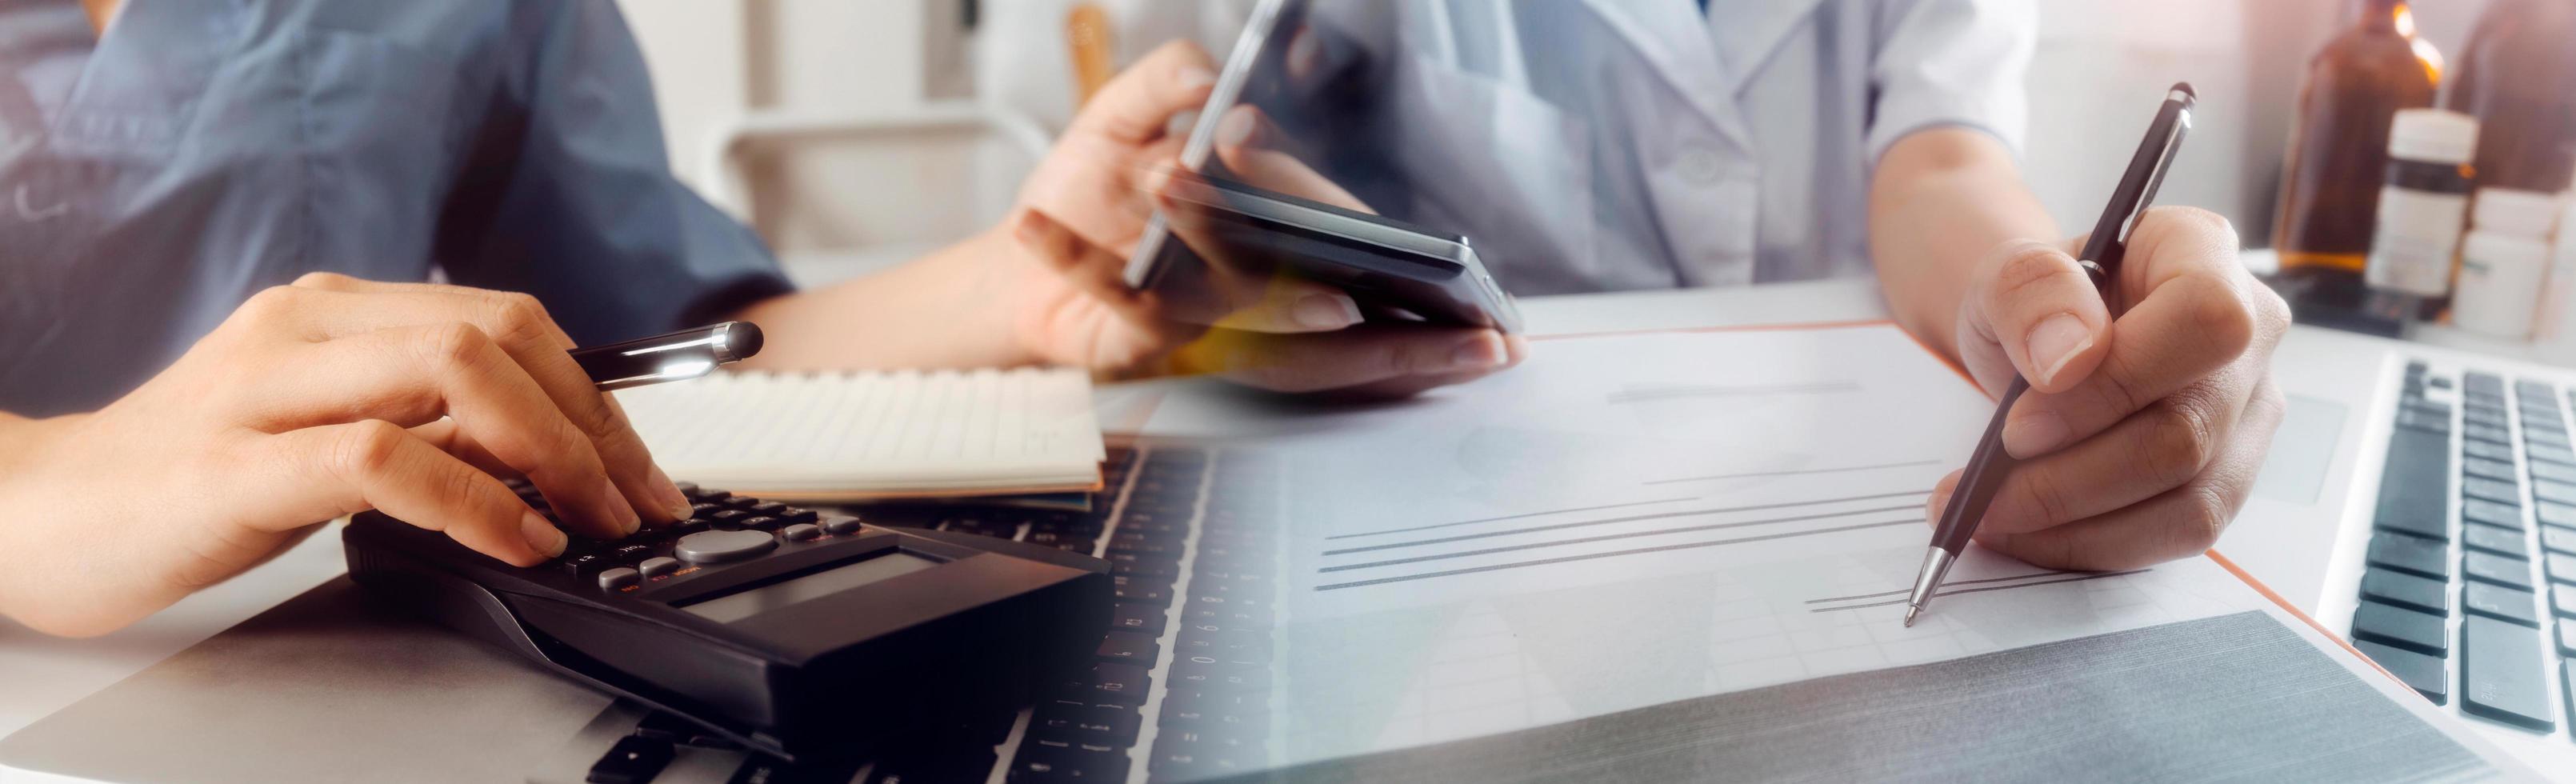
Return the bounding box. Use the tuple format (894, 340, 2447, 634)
(1905, 85, 2294, 625)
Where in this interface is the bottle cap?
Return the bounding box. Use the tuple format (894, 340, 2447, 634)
(2472, 188, 2562, 237)
(2386, 109, 2479, 164)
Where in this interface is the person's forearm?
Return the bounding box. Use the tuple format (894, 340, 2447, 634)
(1867, 128, 2061, 362)
(726, 228, 1034, 370)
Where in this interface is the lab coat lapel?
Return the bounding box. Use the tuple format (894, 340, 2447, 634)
(1703, 0, 1828, 96)
(1572, 0, 1754, 155)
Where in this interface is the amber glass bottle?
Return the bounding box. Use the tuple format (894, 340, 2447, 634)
(2446, 0, 2576, 194)
(2272, 0, 2443, 322)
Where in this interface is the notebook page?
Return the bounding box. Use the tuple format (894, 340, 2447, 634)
(614, 366, 1106, 497)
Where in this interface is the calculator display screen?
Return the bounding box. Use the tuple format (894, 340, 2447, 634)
(678, 552, 939, 624)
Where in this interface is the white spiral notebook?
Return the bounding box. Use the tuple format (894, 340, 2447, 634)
(613, 366, 1107, 500)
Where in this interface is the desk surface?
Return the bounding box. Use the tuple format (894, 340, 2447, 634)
(0, 278, 2352, 743)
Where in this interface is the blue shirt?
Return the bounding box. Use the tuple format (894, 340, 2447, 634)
(0, 0, 791, 416)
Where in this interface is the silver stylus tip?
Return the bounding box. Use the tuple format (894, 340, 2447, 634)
(1903, 605, 1921, 628)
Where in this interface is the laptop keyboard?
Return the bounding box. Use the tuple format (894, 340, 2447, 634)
(2350, 362, 2576, 735)
(867, 444, 1282, 783)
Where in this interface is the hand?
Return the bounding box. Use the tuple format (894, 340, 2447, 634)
(1930, 207, 2291, 570)
(998, 41, 1522, 397)
(0, 274, 691, 636)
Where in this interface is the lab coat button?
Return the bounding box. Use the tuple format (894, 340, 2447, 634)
(1679, 146, 1726, 186)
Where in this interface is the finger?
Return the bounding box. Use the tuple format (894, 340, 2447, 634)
(1302, 334, 1530, 400)
(1174, 326, 1514, 394)
(1069, 40, 1218, 143)
(259, 420, 566, 566)
(1974, 376, 2286, 571)
(2000, 209, 2274, 458)
(273, 276, 692, 522)
(236, 325, 641, 539)
(1207, 106, 1372, 213)
(410, 418, 516, 479)
(1961, 240, 2111, 395)
(1974, 368, 2254, 536)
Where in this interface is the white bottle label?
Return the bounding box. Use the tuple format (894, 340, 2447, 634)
(2365, 187, 2470, 296)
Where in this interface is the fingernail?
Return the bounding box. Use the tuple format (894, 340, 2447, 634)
(1178, 65, 1216, 92)
(1216, 106, 1256, 147)
(649, 465, 693, 522)
(2006, 410, 2073, 458)
(1450, 332, 1506, 370)
(2024, 314, 2094, 387)
(599, 478, 641, 536)
(1011, 211, 1046, 243)
(1291, 294, 1362, 330)
(1922, 490, 1950, 524)
(521, 510, 567, 558)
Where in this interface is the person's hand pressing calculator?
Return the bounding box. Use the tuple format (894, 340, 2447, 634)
(0, 274, 692, 637)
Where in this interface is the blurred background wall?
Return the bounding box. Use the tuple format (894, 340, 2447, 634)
(614, 0, 2501, 286)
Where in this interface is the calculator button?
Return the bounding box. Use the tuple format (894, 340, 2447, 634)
(638, 557, 682, 578)
(782, 524, 821, 542)
(748, 502, 789, 518)
(674, 530, 778, 564)
(821, 514, 863, 536)
(607, 543, 656, 563)
(561, 552, 610, 576)
(780, 506, 822, 525)
(706, 509, 749, 528)
(598, 567, 641, 593)
(738, 515, 782, 531)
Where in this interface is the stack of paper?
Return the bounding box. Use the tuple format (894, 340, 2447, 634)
(614, 366, 1106, 500)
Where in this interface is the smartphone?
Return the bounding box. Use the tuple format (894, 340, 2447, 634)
(1146, 175, 1522, 333)
(1118, 0, 1522, 333)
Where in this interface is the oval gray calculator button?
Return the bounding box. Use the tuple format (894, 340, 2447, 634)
(674, 530, 776, 564)
(820, 514, 863, 536)
(638, 557, 683, 578)
(782, 523, 821, 542)
(598, 567, 641, 593)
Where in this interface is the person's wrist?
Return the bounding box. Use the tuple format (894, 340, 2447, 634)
(0, 413, 84, 475)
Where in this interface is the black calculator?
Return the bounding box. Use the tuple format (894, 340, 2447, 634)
(343, 481, 1111, 762)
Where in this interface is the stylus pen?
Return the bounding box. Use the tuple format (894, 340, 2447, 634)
(1902, 84, 2196, 628)
(570, 322, 765, 391)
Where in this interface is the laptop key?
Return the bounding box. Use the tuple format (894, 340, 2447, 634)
(2464, 582, 2541, 626)
(2354, 640, 2450, 705)
(2546, 527, 2576, 556)
(2554, 584, 2576, 618)
(2562, 625, 2576, 658)
(2461, 615, 2556, 730)
(2361, 568, 2450, 614)
(2538, 502, 2576, 530)
(2352, 601, 2449, 656)
(2463, 551, 2536, 591)
(2536, 479, 2576, 507)
(1012, 742, 1130, 782)
(2464, 457, 2518, 482)
(2464, 423, 2511, 446)
(2375, 430, 2451, 538)
(2530, 444, 2576, 466)
(2465, 439, 2515, 463)
(2550, 553, 2576, 584)
(2367, 534, 2450, 579)
(2464, 498, 2521, 532)
(2462, 477, 2522, 506)
(2530, 431, 2574, 453)
(2532, 461, 2576, 486)
(2462, 524, 2530, 559)
(2464, 407, 2509, 430)
(1096, 631, 1160, 666)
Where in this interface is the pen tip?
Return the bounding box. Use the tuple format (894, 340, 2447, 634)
(1902, 606, 1920, 628)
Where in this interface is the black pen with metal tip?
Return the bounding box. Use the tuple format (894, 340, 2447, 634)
(1902, 84, 2195, 628)
(570, 321, 765, 391)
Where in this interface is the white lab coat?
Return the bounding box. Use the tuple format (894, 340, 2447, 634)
(978, 0, 2035, 296)
(1278, 0, 2037, 295)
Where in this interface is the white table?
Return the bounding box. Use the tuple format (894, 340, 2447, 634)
(0, 278, 2351, 742)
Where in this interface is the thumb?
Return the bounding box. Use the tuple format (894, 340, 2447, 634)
(1069, 41, 1218, 143)
(1965, 240, 2113, 394)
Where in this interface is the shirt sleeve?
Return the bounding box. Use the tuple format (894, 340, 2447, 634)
(1863, 0, 2036, 164)
(433, 0, 792, 345)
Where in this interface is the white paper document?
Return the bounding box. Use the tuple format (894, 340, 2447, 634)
(1147, 323, 2513, 774)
